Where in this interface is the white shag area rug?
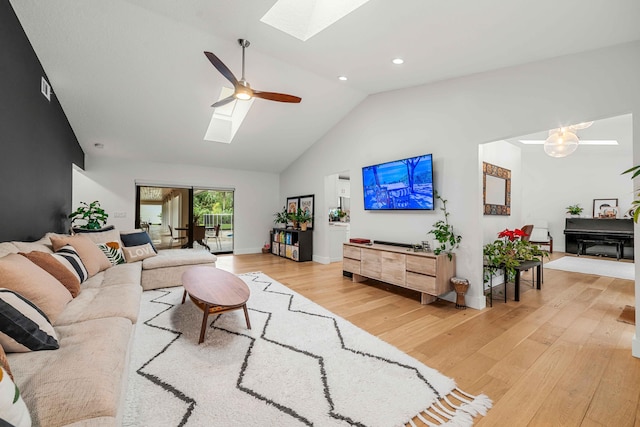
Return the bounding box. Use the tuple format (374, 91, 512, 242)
(123, 272, 491, 426)
(545, 256, 635, 280)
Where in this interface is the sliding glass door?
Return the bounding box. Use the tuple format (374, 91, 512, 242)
(194, 188, 234, 254)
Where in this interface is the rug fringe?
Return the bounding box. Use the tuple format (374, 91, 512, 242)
(407, 388, 492, 426)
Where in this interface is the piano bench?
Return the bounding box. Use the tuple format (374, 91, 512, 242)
(577, 238, 624, 260)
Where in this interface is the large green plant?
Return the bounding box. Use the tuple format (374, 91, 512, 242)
(69, 201, 108, 230)
(428, 191, 461, 260)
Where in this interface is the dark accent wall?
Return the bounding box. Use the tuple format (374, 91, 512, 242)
(0, 1, 84, 242)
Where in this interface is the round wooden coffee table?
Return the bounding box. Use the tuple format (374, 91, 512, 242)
(181, 266, 251, 344)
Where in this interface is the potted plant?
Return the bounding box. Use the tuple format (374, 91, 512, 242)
(623, 165, 640, 222)
(565, 204, 583, 217)
(69, 200, 109, 230)
(273, 206, 289, 228)
(294, 208, 312, 231)
(483, 228, 548, 282)
(428, 191, 461, 260)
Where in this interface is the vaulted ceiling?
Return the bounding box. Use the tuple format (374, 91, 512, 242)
(11, 1, 640, 173)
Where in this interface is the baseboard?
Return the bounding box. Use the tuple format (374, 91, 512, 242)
(233, 247, 262, 255)
(313, 255, 330, 264)
(633, 333, 640, 359)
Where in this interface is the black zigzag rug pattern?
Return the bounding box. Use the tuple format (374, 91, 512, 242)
(124, 272, 491, 426)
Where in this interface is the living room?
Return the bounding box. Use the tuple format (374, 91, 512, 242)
(3, 1, 640, 426)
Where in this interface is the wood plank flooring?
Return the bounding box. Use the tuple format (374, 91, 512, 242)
(214, 252, 640, 426)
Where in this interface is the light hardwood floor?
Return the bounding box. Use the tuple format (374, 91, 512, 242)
(214, 252, 640, 426)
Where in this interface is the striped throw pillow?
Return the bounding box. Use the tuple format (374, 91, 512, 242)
(52, 245, 89, 283)
(0, 288, 59, 352)
(97, 241, 126, 266)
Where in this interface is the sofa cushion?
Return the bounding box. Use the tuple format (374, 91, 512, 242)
(120, 230, 157, 253)
(123, 243, 157, 262)
(0, 254, 72, 324)
(7, 317, 132, 427)
(97, 242, 126, 266)
(0, 365, 31, 427)
(19, 251, 81, 297)
(11, 233, 55, 254)
(50, 234, 112, 277)
(95, 262, 142, 289)
(73, 226, 122, 247)
(0, 242, 19, 258)
(54, 283, 141, 326)
(0, 289, 59, 352)
(142, 249, 216, 270)
(53, 245, 89, 285)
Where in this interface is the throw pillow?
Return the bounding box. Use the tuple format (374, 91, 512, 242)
(97, 242, 126, 266)
(122, 243, 157, 263)
(0, 254, 72, 324)
(0, 288, 59, 352)
(52, 245, 89, 285)
(49, 234, 111, 277)
(19, 251, 81, 298)
(120, 230, 157, 253)
(0, 365, 31, 427)
(0, 345, 13, 381)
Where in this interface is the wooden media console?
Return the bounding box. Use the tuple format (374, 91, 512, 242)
(342, 242, 456, 304)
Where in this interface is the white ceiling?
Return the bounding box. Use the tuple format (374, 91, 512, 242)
(10, 0, 640, 173)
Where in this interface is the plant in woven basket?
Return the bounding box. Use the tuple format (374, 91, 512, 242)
(69, 201, 108, 230)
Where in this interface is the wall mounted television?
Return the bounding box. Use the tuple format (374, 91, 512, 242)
(362, 153, 433, 210)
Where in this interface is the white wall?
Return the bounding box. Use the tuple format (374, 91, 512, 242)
(73, 156, 280, 254)
(480, 140, 523, 244)
(520, 131, 634, 252)
(279, 41, 640, 312)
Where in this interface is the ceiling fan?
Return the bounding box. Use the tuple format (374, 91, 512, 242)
(205, 39, 302, 108)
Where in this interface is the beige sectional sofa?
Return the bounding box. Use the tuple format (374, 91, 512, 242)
(0, 231, 217, 426)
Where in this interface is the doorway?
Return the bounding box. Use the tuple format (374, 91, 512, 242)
(136, 185, 234, 254)
(194, 188, 234, 254)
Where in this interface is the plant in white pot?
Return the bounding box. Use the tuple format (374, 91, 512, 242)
(565, 204, 583, 217)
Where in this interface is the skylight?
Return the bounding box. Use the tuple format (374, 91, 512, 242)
(519, 140, 619, 146)
(260, 0, 371, 42)
(204, 87, 254, 144)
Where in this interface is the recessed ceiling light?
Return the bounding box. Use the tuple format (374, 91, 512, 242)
(338, 76, 348, 81)
(94, 143, 104, 149)
(392, 58, 404, 65)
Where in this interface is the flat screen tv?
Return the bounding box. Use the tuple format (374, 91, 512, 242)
(362, 153, 433, 210)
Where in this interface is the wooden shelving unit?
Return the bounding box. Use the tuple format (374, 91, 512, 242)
(271, 228, 313, 262)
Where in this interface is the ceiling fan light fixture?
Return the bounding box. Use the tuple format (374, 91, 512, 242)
(544, 130, 579, 158)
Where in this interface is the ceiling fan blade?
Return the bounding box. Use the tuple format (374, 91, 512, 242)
(204, 51, 238, 87)
(253, 90, 302, 103)
(211, 95, 235, 108)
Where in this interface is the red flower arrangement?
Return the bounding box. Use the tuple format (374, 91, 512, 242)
(497, 228, 529, 241)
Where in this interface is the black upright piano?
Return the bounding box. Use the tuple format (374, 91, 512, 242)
(564, 218, 634, 260)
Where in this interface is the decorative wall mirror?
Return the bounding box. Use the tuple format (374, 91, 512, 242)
(483, 162, 511, 215)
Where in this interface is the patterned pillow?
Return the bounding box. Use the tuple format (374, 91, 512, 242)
(97, 241, 126, 266)
(52, 245, 89, 284)
(19, 251, 81, 298)
(0, 288, 59, 352)
(122, 243, 157, 262)
(0, 345, 13, 381)
(0, 365, 31, 427)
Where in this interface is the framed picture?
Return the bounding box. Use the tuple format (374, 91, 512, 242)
(286, 197, 299, 227)
(593, 198, 619, 218)
(483, 162, 511, 216)
(299, 194, 315, 229)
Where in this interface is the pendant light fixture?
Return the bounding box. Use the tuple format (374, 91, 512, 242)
(544, 128, 579, 158)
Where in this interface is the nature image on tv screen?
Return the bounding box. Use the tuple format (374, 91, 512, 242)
(362, 154, 433, 210)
